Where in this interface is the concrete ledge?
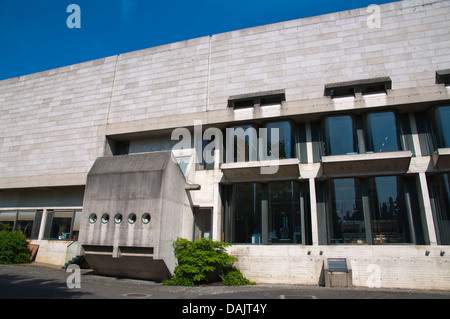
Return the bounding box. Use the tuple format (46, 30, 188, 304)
(220, 158, 300, 182)
(432, 148, 450, 169)
(0, 173, 88, 190)
(321, 151, 412, 176)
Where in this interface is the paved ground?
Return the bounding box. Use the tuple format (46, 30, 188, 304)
(1, 263, 450, 301)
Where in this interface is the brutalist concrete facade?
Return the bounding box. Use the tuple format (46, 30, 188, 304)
(78, 151, 194, 280)
(0, 0, 450, 289)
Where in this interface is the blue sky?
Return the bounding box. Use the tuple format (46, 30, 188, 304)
(0, 0, 394, 81)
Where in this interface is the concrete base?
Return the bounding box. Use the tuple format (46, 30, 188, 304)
(228, 245, 450, 290)
(83, 254, 171, 281)
(325, 271, 353, 288)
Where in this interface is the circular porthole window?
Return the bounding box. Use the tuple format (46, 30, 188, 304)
(89, 214, 97, 224)
(142, 213, 151, 224)
(101, 213, 110, 224)
(114, 213, 123, 224)
(128, 213, 136, 224)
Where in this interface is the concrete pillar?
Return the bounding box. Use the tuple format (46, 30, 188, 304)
(417, 172, 438, 245)
(309, 178, 319, 246)
(38, 208, 48, 240)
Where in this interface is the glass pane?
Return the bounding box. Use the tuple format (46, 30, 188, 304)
(265, 121, 292, 159)
(226, 125, 257, 162)
(71, 211, 82, 240)
(50, 211, 73, 240)
(194, 208, 212, 241)
(431, 173, 450, 244)
(16, 211, 36, 238)
(366, 112, 399, 152)
(231, 183, 262, 243)
(369, 176, 411, 244)
(0, 212, 16, 231)
(327, 178, 366, 244)
(324, 116, 356, 155)
(268, 181, 302, 244)
(435, 106, 450, 148)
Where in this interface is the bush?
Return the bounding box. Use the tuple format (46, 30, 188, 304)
(0, 231, 30, 264)
(221, 267, 253, 286)
(163, 237, 251, 286)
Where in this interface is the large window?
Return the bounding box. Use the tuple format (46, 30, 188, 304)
(44, 210, 81, 240)
(318, 175, 425, 245)
(225, 125, 258, 163)
(321, 111, 407, 157)
(0, 210, 42, 239)
(326, 178, 366, 244)
(435, 106, 450, 148)
(428, 173, 450, 245)
(368, 176, 411, 244)
(268, 181, 302, 244)
(365, 112, 400, 153)
(324, 115, 357, 155)
(229, 183, 262, 244)
(264, 121, 293, 160)
(224, 181, 311, 245)
(224, 121, 296, 163)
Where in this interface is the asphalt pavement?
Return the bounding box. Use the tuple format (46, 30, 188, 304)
(1, 263, 449, 300)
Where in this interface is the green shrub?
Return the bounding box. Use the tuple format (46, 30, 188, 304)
(221, 267, 254, 286)
(163, 237, 251, 286)
(0, 231, 30, 264)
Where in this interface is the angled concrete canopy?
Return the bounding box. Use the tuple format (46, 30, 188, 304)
(77, 151, 194, 281)
(321, 151, 412, 176)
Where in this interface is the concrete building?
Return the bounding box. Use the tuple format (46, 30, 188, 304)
(1, 0, 450, 289)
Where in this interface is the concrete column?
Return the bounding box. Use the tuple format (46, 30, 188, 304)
(261, 185, 268, 245)
(408, 112, 421, 157)
(212, 184, 221, 242)
(305, 122, 314, 163)
(38, 208, 48, 240)
(417, 172, 438, 245)
(309, 178, 319, 246)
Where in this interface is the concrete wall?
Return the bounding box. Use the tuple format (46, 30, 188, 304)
(30, 239, 73, 266)
(2, 0, 450, 190)
(0, 0, 450, 288)
(78, 152, 193, 277)
(228, 245, 450, 290)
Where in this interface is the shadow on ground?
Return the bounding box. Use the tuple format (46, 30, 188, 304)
(0, 270, 90, 299)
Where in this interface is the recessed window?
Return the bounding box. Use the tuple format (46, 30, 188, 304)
(365, 112, 399, 152)
(142, 213, 151, 224)
(324, 115, 357, 155)
(230, 183, 262, 244)
(436, 69, 450, 86)
(101, 214, 109, 224)
(225, 124, 258, 162)
(233, 99, 254, 109)
(327, 178, 365, 244)
(328, 87, 355, 98)
(428, 173, 450, 245)
(263, 121, 293, 160)
(128, 213, 136, 224)
(434, 106, 450, 148)
(228, 90, 285, 109)
(319, 176, 424, 245)
(114, 213, 123, 224)
(89, 213, 97, 224)
(325, 77, 391, 98)
(361, 83, 387, 95)
(368, 176, 412, 244)
(114, 140, 130, 155)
